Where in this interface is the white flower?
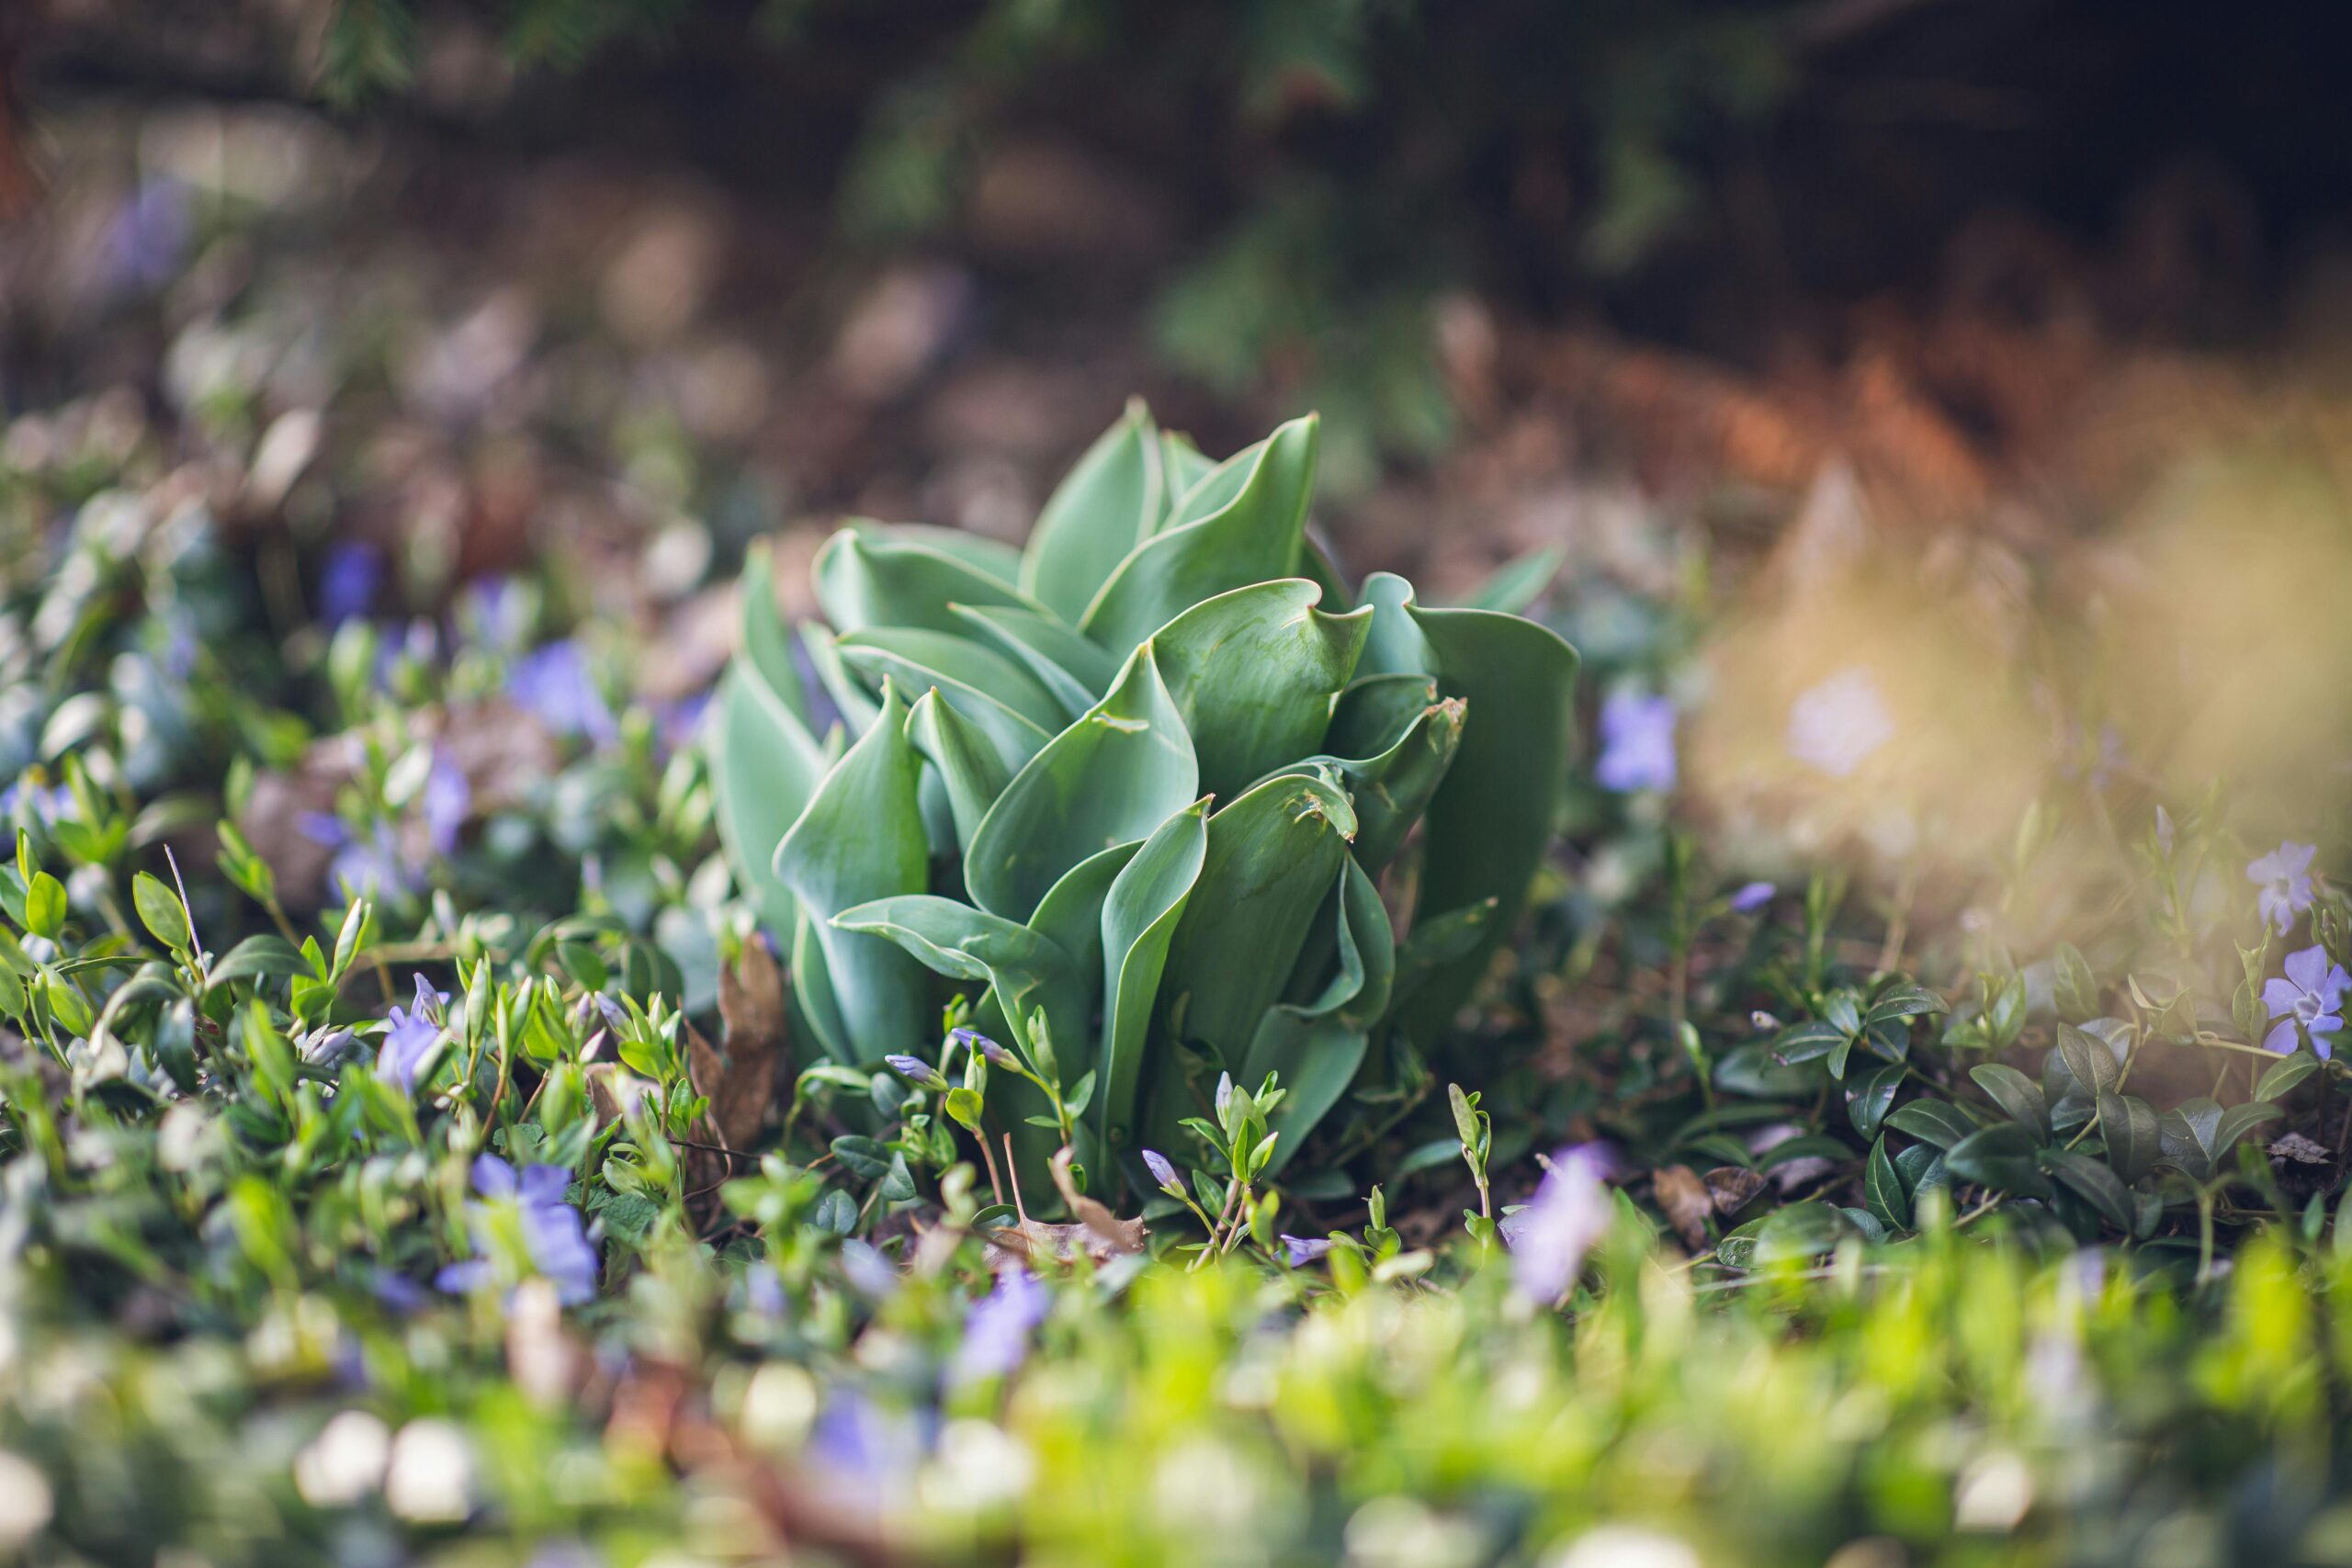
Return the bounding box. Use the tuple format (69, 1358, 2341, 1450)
(385, 1418, 473, 1522)
(0, 1450, 51, 1550)
(295, 1410, 392, 1507)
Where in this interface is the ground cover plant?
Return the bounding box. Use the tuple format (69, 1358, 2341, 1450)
(6, 367, 2352, 1568)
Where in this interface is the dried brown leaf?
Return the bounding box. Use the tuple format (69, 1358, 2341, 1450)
(695, 940, 786, 1152)
(1702, 1165, 1767, 1216)
(1653, 1164, 1714, 1248)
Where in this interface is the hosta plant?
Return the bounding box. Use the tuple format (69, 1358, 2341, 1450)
(712, 404, 1577, 1195)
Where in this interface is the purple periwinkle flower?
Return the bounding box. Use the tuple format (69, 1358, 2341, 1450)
(950, 1026, 1013, 1068)
(507, 639, 617, 746)
(437, 1154, 600, 1305)
(421, 750, 470, 857)
(1593, 691, 1677, 794)
(2263, 944, 2349, 1059)
(1502, 1146, 1613, 1305)
(1786, 667, 1894, 778)
(839, 1240, 899, 1299)
(885, 1053, 945, 1089)
(0, 780, 73, 827)
(104, 178, 190, 292)
(1729, 881, 1775, 914)
(319, 542, 382, 628)
(1279, 1234, 1332, 1269)
(948, 1269, 1049, 1386)
(2248, 840, 2318, 936)
(379, 975, 451, 1093)
(1141, 1148, 1180, 1193)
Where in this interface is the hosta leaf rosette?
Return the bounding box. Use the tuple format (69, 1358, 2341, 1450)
(713, 401, 1577, 1190)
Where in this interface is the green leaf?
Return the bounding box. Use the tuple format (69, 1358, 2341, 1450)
(1846, 1061, 1905, 1140)
(813, 525, 1047, 639)
(1969, 1063, 2047, 1130)
(132, 870, 191, 951)
(1080, 413, 1318, 652)
(2039, 1147, 2134, 1232)
(773, 681, 932, 1061)
(208, 935, 310, 989)
(1758, 1134, 1856, 1169)
(1884, 1098, 1980, 1150)
(2255, 1051, 2322, 1101)
(951, 603, 1121, 720)
(1147, 579, 1370, 799)
(711, 664, 831, 938)
(1019, 400, 1165, 623)
(1771, 1020, 1850, 1066)
(1285, 694, 1465, 874)
(2057, 1022, 2122, 1094)
(24, 873, 65, 941)
(1863, 1136, 1910, 1230)
(797, 622, 881, 735)
(739, 540, 814, 729)
(1151, 771, 1358, 1100)
(965, 643, 1199, 922)
(2097, 1089, 2160, 1184)
(1157, 430, 1217, 519)
(903, 688, 1013, 852)
(1096, 801, 1208, 1151)
(2213, 1100, 2282, 1161)
(836, 626, 1060, 767)
(1944, 1122, 2052, 1199)
(831, 1135, 894, 1182)
(1389, 586, 1578, 1040)
(1242, 854, 1395, 1170)
(833, 895, 1086, 1071)
(2158, 1097, 2224, 1179)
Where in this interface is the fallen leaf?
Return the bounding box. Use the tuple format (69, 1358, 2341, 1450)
(700, 938, 786, 1151)
(1653, 1164, 1714, 1248)
(985, 1145, 1147, 1267)
(1702, 1166, 1767, 1216)
(2270, 1131, 2332, 1166)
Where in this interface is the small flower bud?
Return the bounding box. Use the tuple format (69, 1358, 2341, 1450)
(1141, 1148, 1180, 1193)
(885, 1053, 945, 1089)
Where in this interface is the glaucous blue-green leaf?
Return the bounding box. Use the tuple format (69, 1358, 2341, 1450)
(773, 681, 931, 1061)
(903, 689, 1011, 852)
(1393, 592, 1578, 1041)
(739, 540, 811, 728)
(813, 525, 1045, 638)
(1096, 800, 1208, 1149)
(709, 664, 830, 938)
(1153, 771, 1357, 1072)
(964, 644, 1199, 922)
(1326, 671, 1441, 756)
(1080, 413, 1319, 653)
(1157, 430, 1216, 525)
(1354, 570, 1435, 680)
(1274, 695, 1464, 873)
(1243, 852, 1395, 1171)
(1019, 400, 1164, 623)
(1147, 578, 1371, 799)
(1028, 840, 1141, 1010)
(791, 910, 851, 1064)
(831, 895, 1086, 1067)
(836, 627, 1057, 773)
(862, 520, 1023, 585)
(949, 603, 1119, 721)
(797, 622, 879, 736)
